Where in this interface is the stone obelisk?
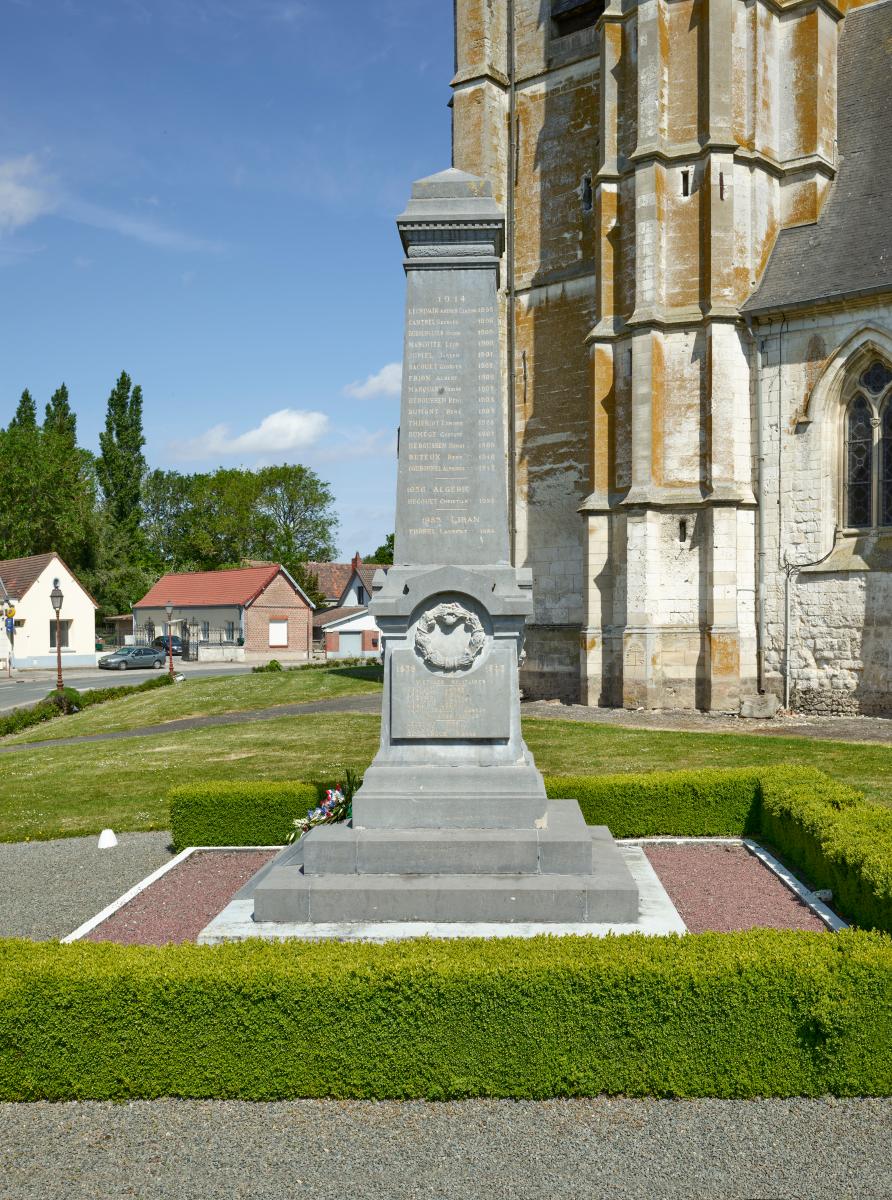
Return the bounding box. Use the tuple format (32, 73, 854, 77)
(252, 170, 638, 926)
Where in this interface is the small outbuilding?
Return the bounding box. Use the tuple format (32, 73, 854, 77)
(134, 564, 314, 664)
(314, 606, 382, 660)
(0, 552, 98, 669)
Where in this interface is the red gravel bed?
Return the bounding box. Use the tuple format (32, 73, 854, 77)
(83, 842, 828, 944)
(86, 850, 276, 945)
(645, 843, 827, 933)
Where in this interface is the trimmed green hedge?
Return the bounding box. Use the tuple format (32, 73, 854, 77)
(2, 930, 890, 1100)
(170, 766, 892, 933)
(760, 770, 892, 936)
(546, 768, 763, 838)
(169, 780, 320, 850)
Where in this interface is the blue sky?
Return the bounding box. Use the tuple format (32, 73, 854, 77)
(0, 0, 454, 557)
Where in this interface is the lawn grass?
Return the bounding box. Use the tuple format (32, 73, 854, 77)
(2, 665, 383, 744)
(2, 713, 890, 843)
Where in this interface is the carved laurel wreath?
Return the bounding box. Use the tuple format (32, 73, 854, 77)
(414, 601, 486, 672)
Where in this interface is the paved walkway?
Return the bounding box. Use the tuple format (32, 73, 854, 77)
(0, 692, 384, 754)
(2, 691, 891, 754)
(1, 1096, 890, 1199)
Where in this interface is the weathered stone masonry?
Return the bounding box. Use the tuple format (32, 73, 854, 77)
(451, 0, 892, 713)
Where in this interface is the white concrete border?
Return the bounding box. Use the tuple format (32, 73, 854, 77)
(62, 846, 281, 943)
(741, 839, 849, 931)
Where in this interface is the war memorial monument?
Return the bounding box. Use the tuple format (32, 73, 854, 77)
(244, 169, 640, 931)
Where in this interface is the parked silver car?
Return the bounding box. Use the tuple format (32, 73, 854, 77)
(98, 646, 165, 670)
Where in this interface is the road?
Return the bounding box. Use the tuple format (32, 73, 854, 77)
(0, 661, 253, 712)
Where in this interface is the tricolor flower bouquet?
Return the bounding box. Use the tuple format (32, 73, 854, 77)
(287, 767, 361, 843)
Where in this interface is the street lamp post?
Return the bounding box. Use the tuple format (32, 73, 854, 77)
(165, 600, 175, 680)
(50, 583, 64, 693)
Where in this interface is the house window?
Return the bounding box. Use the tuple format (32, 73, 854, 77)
(269, 619, 288, 647)
(201, 621, 210, 640)
(842, 359, 892, 530)
(356, 585, 365, 605)
(225, 621, 236, 642)
(49, 619, 71, 650)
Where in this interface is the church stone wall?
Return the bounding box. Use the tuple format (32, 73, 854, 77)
(755, 299, 892, 715)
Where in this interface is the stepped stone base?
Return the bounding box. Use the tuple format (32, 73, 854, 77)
(250, 801, 639, 926)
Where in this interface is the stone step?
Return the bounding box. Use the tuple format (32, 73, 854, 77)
(302, 799, 595, 876)
(253, 859, 640, 925)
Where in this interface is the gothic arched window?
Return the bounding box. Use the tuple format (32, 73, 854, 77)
(842, 359, 892, 530)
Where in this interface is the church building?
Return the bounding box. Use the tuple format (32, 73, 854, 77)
(449, 0, 892, 712)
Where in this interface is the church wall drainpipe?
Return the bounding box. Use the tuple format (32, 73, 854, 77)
(506, 0, 518, 565)
(744, 315, 768, 694)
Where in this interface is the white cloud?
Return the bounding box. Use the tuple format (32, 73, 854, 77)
(180, 408, 329, 460)
(62, 197, 223, 253)
(315, 428, 397, 464)
(343, 362, 402, 400)
(0, 155, 56, 232)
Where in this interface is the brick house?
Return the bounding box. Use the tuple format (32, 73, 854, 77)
(134, 564, 313, 664)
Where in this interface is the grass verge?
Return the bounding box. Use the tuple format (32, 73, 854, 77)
(2, 714, 892, 843)
(2, 665, 382, 744)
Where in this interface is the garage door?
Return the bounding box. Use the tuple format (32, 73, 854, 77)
(337, 632, 363, 657)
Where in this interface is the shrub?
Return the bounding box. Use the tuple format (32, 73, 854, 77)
(1, 930, 889, 1101)
(169, 780, 321, 850)
(759, 767, 892, 935)
(546, 768, 763, 838)
(252, 659, 283, 673)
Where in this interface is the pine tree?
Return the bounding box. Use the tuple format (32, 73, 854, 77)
(97, 371, 146, 528)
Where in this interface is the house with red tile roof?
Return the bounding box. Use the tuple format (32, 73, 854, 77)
(133, 564, 313, 663)
(305, 553, 388, 609)
(0, 552, 98, 669)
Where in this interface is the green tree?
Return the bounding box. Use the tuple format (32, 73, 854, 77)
(365, 532, 394, 564)
(9, 389, 37, 430)
(141, 469, 198, 572)
(40, 385, 98, 573)
(290, 563, 325, 608)
(97, 371, 146, 528)
(251, 463, 338, 566)
(0, 391, 46, 557)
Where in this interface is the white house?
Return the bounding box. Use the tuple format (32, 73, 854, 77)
(314, 606, 382, 660)
(0, 553, 98, 670)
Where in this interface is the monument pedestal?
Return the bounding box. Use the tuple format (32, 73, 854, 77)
(246, 169, 639, 931)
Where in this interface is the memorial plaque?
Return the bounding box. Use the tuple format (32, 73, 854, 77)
(390, 645, 512, 740)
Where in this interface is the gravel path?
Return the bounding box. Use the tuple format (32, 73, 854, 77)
(0, 692, 383, 755)
(524, 699, 892, 744)
(0, 832, 174, 940)
(0, 1097, 889, 1199)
